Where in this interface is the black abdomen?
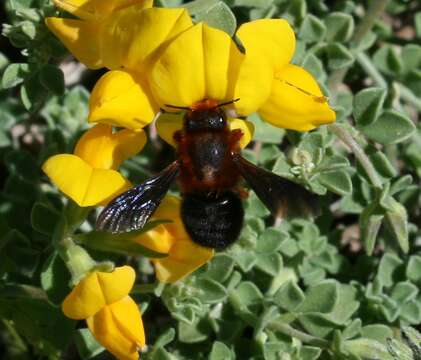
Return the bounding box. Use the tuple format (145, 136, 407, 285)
(181, 191, 244, 250)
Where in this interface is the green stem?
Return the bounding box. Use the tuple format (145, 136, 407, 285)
(53, 203, 99, 285)
(328, 0, 389, 90)
(356, 52, 387, 88)
(1, 319, 29, 356)
(267, 320, 330, 349)
(329, 124, 383, 189)
(397, 83, 421, 111)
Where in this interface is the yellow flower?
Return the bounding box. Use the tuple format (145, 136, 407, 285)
(62, 266, 145, 360)
(236, 19, 336, 131)
(42, 124, 146, 207)
(147, 20, 335, 133)
(135, 195, 214, 283)
(45, 0, 193, 129)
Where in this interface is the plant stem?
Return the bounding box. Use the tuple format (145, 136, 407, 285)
(329, 124, 383, 189)
(356, 52, 387, 88)
(268, 320, 330, 348)
(397, 83, 421, 112)
(328, 0, 389, 90)
(1, 319, 29, 356)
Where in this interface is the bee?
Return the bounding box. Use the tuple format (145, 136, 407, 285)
(96, 99, 319, 249)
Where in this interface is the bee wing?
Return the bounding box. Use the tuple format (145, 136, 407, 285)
(232, 154, 320, 219)
(96, 161, 180, 233)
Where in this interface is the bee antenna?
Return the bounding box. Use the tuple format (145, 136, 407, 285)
(164, 104, 191, 110)
(214, 98, 240, 109)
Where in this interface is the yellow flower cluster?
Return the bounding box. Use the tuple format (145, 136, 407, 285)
(63, 266, 145, 360)
(43, 0, 336, 359)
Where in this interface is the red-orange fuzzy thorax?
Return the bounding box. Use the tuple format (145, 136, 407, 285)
(191, 99, 219, 111)
(174, 103, 243, 193)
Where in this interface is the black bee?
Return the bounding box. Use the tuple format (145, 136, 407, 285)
(96, 99, 319, 249)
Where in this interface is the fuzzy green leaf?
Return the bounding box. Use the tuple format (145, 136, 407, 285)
(360, 110, 415, 145)
(353, 87, 387, 127)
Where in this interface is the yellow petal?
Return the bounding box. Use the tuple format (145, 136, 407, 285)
(134, 195, 214, 283)
(74, 124, 146, 170)
(53, 0, 152, 20)
(150, 23, 242, 108)
(228, 118, 254, 148)
(237, 19, 295, 70)
(260, 65, 336, 131)
(102, 7, 193, 71)
(62, 270, 106, 319)
(155, 113, 184, 147)
(45, 17, 103, 69)
(153, 237, 214, 283)
(89, 70, 156, 130)
(95, 266, 136, 305)
(62, 266, 135, 319)
(87, 296, 144, 360)
(134, 196, 183, 254)
(234, 19, 296, 115)
(42, 154, 131, 206)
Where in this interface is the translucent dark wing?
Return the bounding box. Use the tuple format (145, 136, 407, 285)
(232, 154, 320, 219)
(96, 161, 180, 233)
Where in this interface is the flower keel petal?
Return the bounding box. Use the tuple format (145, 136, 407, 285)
(260, 65, 336, 131)
(89, 70, 156, 130)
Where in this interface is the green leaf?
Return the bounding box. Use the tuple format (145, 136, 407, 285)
(154, 328, 176, 348)
(370, 151, 397, 179)
(373, 46, 403, 75)
(342, 319, 362, 340)
(40, 252, 71, 304)
(361, 324, 393, 344)
(195, 279, 227, 304)
(391, 282, 418, 304)
(209, 342, 234, 360)
(248, 113, 285, 144)
(5, 149, 40, 180)
(360, 110, 415, 145)
(194, 1, 237, 36)
(256, 228, 287, 253)
(360, 203, 384, 255)
(233, 0, 272, 7)
(74, 328, 104, 360)
(376, 254, 403, 288)
(21, 73, 48, 111)
(299, 14, 326, 42)
(255, 253, 283, 276)
(178, 319, 211, 343)
(406, 256, 421, 284)
(1, 63, 30, 88)
(31, 202, 60, 236)
(382, 196, 409, 253)
(298, 346, 322, 360)
(74, 221, 169, 258)
(343, 338, 392, 360)
(202, 255, 235, 282)
(326, 43, 355, 69)
(40, 64, 65, 96)
(296, 280, 338, 314)
(401, 44, 421, 74)
(233, 281, 263, 306)
(273, 281, 305, 312)
(0, 230, 40, 277)
(353, 87, 387, 127)
(324, 12, 354, 42)
(386, 337, 415, 360)
(318, 170, 352, 195)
